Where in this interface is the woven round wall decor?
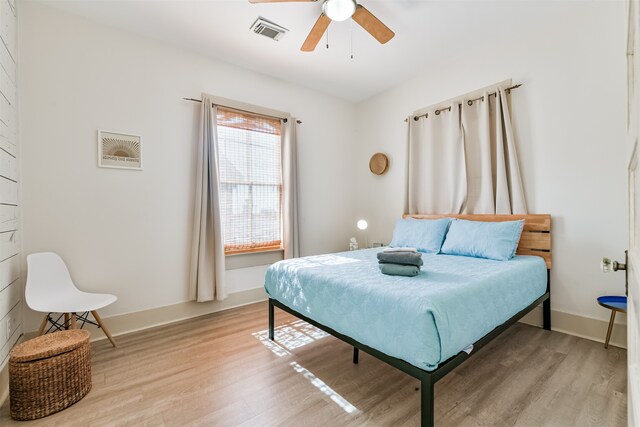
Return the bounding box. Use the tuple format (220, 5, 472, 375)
(369, 153, 389, 175)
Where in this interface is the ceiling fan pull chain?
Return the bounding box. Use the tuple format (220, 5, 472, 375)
(326, 27, 329, 49)
(350, 18, 354, 59)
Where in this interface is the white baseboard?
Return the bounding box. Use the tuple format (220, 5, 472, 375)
(1, 290, 627, 409)
(520, 305, 627, 349)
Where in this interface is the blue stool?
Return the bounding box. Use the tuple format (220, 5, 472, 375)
(597, 295, 627, 348)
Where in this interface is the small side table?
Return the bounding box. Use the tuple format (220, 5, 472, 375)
(597, 295, 627, 349)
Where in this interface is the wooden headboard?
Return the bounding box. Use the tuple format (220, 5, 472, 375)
(403, 214, 552, 269)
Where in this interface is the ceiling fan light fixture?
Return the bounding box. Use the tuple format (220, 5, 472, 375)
(322, 0, 356, 22)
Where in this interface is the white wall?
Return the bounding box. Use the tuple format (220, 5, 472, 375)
(18, 1, 357, 330)
(354, 0, 628, 323)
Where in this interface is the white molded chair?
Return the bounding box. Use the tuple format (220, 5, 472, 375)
(26, 252, 118, 347)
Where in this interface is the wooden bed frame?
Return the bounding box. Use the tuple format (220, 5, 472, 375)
(268, 214, 552, 427)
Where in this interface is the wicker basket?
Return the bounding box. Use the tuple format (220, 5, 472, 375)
(9, 330, 92, 420)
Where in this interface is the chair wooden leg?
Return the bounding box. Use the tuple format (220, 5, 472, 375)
(70, 312, 77, 329)
(92, 310, 117, 347)
(64, 313, 70, 330)
(38, 314, 49, 336)
(605, 310, 616, 349)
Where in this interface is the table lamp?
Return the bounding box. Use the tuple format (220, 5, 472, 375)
(357, 219, 368, 249)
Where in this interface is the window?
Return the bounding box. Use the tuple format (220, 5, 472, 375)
(217, 107, 283, 254)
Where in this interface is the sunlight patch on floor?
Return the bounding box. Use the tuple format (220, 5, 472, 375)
(290, 361, 359, 414)
(253, 332, 291, 357)
(253, 319, 330, 357)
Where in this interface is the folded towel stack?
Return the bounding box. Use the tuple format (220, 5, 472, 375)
(377, 248, 423, 277)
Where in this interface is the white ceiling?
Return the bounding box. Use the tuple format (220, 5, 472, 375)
(36, 0, 552, 102)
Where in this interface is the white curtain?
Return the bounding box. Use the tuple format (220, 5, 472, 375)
(497, 88, 527, 214)
(406, 103, 466, 214)
(407, 86, 527, 215)
(282, 118, 300, 259)
(189, 95, 226, 302)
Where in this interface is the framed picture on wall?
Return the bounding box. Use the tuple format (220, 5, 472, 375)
(98, 130, 142, 170)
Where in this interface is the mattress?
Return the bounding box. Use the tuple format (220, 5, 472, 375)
(264, 248, 547, 371)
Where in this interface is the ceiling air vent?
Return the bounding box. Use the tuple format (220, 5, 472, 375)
(250, 17, 289, 41)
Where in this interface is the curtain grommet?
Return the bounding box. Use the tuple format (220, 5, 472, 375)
(435, 110, 440, 115)
(413, 116, 419, 121)
(467, 100, 473, 106)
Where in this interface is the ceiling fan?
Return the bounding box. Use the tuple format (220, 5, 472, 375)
(248, 0, 395, 52)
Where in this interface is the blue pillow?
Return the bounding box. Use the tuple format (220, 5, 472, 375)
(440, 219, 525, 261)
(389, 218, 452, 254)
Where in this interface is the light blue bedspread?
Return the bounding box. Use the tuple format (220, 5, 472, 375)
(264, 248, 547, 371)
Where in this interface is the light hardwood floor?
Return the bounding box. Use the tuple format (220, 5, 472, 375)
(0, 301, 627, 426)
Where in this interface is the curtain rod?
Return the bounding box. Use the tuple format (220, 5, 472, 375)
(183, 98, 302, 124)
(404, 83, 523, 123)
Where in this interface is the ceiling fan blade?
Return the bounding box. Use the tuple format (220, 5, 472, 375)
(352, 4, 395, 44)
(249, 0, 316, 3)
(301, 14, 331, 52)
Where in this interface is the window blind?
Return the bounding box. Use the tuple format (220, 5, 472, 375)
(217, 107, 283, 254)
